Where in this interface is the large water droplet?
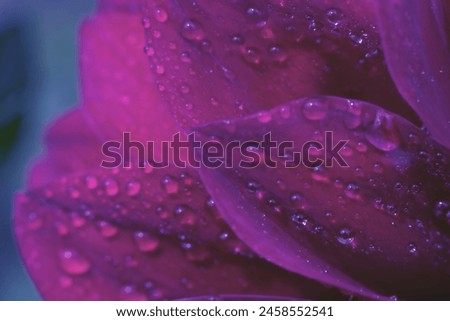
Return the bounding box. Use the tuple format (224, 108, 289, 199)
(84, 175, 98, 189)
(154, 7, 168, 22)
(325, 8, 343, 26)
(302, 99, 328, 120)
(133, 231, 160, 253)
(181, 19, 205, 41)
(161, 175, 179, 194)
(126, 180, 141, 196)
(336, 228, 355, 246)
(104, 178, 119, 196)
(98, 221, 118, 238)
(365, 111, 401, 151)
(269, 45, 288, 63)
(59, 249, 91, 275)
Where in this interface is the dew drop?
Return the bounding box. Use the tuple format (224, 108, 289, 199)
(407, 242, 418, 255)
(242, 47, 262, 65)
(180, 84, 190, 94)
(59, 249, 91, 275)
(144, 45, 155, 56)
(104, 178, 119, 196)
(180, 51, 192, 63)
(155, 65, 165, 75)
(181, 19, 205, 41)
(154, 7, 168, 22)
(434, 201, 450, 225)
(365, 111, 401, 151)
(336, 228, 355, 246)
(257, 112, 272, 123)
(302, 99, 328, 120)
(345, 183, 361, 200)
(126, 180, 141, 196)
(134, 231, 160, 253)
(142, 17, 151, 29)
(231, 34, 245, 44)
(161, 175, 179, 194)
(84, 175, 98, 189)
(325, 8, 343, 26)
(269, 45, 288, 63)
(98, 221, 118, 238)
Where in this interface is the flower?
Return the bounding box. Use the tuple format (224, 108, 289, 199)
(14, 0, 449, 300)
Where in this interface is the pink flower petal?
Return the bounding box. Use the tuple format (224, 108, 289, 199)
(15, 165, 341, 300)
(142, 0, 417, 127)
(196, 96, 450, 299)
(376, 0, 450, 147)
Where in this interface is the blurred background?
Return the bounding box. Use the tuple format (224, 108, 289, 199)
(0, 0, 95, 300)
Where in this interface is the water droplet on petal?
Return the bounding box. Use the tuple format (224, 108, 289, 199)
(365, 111, 401, 151)
(337, 228, 355, 246)
(302, 99, 328, 120)
(325, 8, 343, 26)
(133, 231, 160, 253)
(84, 175, 98, 189)
(269, 45, 287, 63)
(161, 175, 179, 194)
(59, 249, 91, 275)
(104, 178, 119, 196)
(154, 7, 168, 22)
(126, 180, 141, 196)
(242, 47, 262, 65)
(181, 19, 205, 41)
(98, 221, 118, 238)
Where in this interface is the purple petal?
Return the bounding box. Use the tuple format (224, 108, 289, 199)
(196, 96, 450, 299)
(143, 0, 417, 127)
(79, 11, 178, 143)
(376, 0, 450, 147)
(28, 109, 103, 188)
(15, 165, 342, 300)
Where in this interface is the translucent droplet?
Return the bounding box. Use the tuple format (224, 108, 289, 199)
(326, 8, 343, 26)
(337, 228, 355, 246)
(84, 175, 98, 189)
(269, 45, 287, 63)
(104, 178, 119, 196)
(154, 7, 168, 22)
(365, 111, 401, 151)
(180, 84, 190, 94)
(231, 34, 245, 44)
(407, 242, 418, 254)
(257, 112, 272, 123)
(180, 51, 191, 63)
(161, 175, 179, 194)
(98, 221, 118, 238)
(144, 45, 155, 56)
(242, 47, 261, 65)
(302, 99, 328, 120)
(126, 180, 141, 196)
(434, 201, 450, 225)
(345, 183, 361, 200)
(155, 65, 165, 75)
(181, 20, 205, 41)
(133, 231, 160, 253)
(59, 249, 91, 275)
(142, 17, 151, 29)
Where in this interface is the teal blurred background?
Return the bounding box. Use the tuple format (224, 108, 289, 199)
(0, 0, 95, 300)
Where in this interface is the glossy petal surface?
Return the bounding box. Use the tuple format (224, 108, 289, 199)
(15, 165, 340, 300)
(196, 96, 450, 299)
(376, 0, 450, 147)
(143, 0, 416, 127)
